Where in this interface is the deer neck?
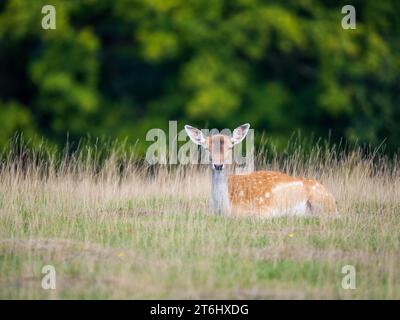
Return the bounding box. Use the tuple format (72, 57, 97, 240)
(211, 170, 230, 215)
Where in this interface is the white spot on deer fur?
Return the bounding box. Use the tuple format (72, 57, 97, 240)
(270, 200, 309, 217)
(291, 201, 308, 215)
(264, 192, 270, 198)
(239, 190, 244, 197)
(272, 181, 303, 193)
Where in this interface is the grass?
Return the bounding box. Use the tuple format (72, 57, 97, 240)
(0, 140, 399, 299)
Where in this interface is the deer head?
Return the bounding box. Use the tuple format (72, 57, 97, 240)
(184, 123, 250, 171)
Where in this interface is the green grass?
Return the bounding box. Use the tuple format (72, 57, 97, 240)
(0, 145, 399, 299)
(1, 209, 399, 299)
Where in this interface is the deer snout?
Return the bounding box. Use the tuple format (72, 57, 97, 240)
(212, 164, 224, 171)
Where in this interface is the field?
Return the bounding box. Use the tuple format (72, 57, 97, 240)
(0, 142, 399, 299)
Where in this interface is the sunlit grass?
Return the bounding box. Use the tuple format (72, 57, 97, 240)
(0, 139, 399, 299)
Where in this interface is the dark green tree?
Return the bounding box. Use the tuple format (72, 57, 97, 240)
(0, 0, 399, 152)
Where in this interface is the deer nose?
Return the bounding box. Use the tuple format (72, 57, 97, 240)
(213, 164, 224, 171)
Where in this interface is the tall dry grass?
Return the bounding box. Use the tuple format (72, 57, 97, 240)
(0, 138, 399, 299)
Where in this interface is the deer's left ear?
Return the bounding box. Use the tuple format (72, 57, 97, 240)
(231, 123, 250, 145)
(184, 125, 207, 147)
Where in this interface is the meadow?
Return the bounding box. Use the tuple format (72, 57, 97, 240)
(0, 140, 399, 299)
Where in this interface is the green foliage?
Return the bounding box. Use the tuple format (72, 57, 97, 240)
(0, 100, 36, 145)
(0, 0, 399, 152)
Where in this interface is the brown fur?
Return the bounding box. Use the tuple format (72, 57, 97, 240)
(228, 171, 337, 216)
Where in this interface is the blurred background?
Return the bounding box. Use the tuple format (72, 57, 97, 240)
(0, 0, 399, 155)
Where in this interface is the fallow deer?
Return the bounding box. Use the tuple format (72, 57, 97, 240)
(185, 123, 338, 217)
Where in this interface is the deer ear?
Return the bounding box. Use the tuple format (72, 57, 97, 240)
(231, 123, 250, 145)
(184, 125, 207, 146)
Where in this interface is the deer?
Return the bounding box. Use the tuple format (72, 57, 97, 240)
(185, 123, 338, 217)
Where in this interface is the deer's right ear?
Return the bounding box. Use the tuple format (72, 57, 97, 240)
(184, 125, 207, 147)
(231, 123, 250, 145)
